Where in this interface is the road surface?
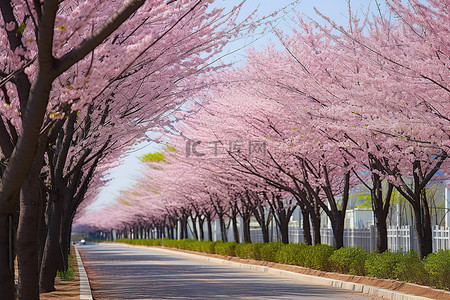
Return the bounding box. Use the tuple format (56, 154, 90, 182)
(78, 244, 381, 299)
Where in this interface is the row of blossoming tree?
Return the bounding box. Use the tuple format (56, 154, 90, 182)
(77, 0, 449, 266)
(0, 0, 265, 298)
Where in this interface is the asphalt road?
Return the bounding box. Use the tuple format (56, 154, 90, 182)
(78, 244, 380, 299)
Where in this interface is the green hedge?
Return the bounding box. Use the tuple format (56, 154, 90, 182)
(114, 238, 450, 290)
(215, 241, 238, 256)
(329, 247, 368, 276)
(424, 250, 450, 290)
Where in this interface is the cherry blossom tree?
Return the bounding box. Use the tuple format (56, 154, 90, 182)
(0, 0, 252, 297)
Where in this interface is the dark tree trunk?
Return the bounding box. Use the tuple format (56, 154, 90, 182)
(267, 194, 296, 244)
(413, 194, 433, 259)
(375, 216, 387, 253)
(261, 224, 270, 243)
(219, 216, 227, 242)
(178, 219, 185, 239)
(388, 156, 447, 258)
(39, 197, 64, 292)
(252, 205, 271, 243)
(279, 219, 289, 244)
(190, 215, 199, 240)
(183, 218, 188, 239)
(60, 217, 74, 269)
(368, 155, 393, 253)
(242, 217, 251, 243)
(16, 140, 45, 299)
(0, 211, 16, 299)
(308, 170, 350, 250)
(329, 211, 345, 249)
(198, 216, 205, 240)
(311, 213, 321, 245)
(231, 216, 239, 243)
(38, 199, 48, 270)
(301, 209, 312, 245)
(206, 216, 213, 241)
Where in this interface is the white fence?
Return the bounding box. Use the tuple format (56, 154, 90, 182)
(249, 225, 450, 252)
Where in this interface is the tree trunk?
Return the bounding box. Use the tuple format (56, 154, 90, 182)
(301, 209, 312, 245)
(231, 215, 239, 243)
(206, 216, 213, 241)
(38, 201, 48, 271)
(59, 216, 74, 271)
(0, 211, 16, 299)
(375, 215, 387, 253)
(311, 213, 321, 245)
(190, 216, 199, 240)
(369, 158, 393, 253)
(261, 224, 270, 243)
(330, 212, 345, 249)
(242, 217, 251, 243)
(219, 217, 227, 242)
(198, 217, 205, 240)
(16, 150, 45, 299)
(183, 218, 188, 239)
(39, 197, 64, 292)
(279, 219, 289, 244)
(413, 196, 433, 259)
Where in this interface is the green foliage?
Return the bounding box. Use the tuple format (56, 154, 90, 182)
(199, 240, 220, 254)
(235, 242, 250, 258)
(393, 251, 429, 285)
(303, 244, 334, 271)
(235, 242, 263, 260)
(424, 250, 450, 290)
(215, 241, 238, 256)
(329, 247, 368, 276)
(138, 152, 165, 162)
(57, 263, 75, 281)
(17, 22, 26, 34)
(276, 243, 309, 266)
(260, 242, 284, 262)
(365, 250, 403, 278)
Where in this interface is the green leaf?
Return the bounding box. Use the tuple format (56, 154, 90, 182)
(17, 22, 26, 34)
(138, 152, 165, 162)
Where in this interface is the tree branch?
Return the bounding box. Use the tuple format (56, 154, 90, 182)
(55, 0, 146, 75)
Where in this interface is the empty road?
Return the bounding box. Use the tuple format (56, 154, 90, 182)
(78, 244, 381, 299)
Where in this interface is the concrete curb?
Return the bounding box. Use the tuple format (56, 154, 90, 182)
(119, 244, 433, 300)
(75, 247, 93, 300)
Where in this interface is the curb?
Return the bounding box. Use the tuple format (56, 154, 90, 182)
(75, 247, 93, 300)
(119, 244, 433, 300)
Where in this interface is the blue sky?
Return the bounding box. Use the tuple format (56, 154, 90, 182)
(88, 0, 382, 211)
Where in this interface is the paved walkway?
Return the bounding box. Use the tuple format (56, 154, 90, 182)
(78, 244, 381, 299)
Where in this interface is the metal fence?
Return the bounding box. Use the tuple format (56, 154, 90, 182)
(249, 225, 450, 252)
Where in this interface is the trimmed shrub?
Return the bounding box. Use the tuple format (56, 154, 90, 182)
(365, 250, 403, 279)
(303, 244, 334, 271)
(260, 242, 284, 262)
(214, 241, 238, 256)
(424, 250, 450, 290)
(277, 243, 309, 266)
(329, 247, 368, 276)
(235, 243, 251, 258)
(199, 240, 220, 254)
(235, 242, 264, 260)
(393, 250, 429, 285)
